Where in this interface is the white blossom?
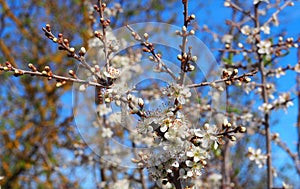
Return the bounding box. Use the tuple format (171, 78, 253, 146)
(257, 40, 272, 55)
(258, 103, 272, 113)
(101, 127, 113, 138)
(172, 161, 179, 168)
(97, 104, 112, 116)
(272, 93, 293, 111)
(194, 124, 218, 148)
(241, 25, 251, 36)
(162, 83, 191, 104)
(274, 67, 285, 78)
(79, 84, 87, 92)
(222, 34, 233, 44)
(260, 24, 270, 34)
(248, 147, 267, 168)
(186, 146, 208, 163)
(104, 67, 120, 79)
(185, 160, 203, 177)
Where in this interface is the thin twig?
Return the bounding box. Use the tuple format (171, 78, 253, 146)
(264, 1, 293, 27)
(126, 25, 177, 80)
(0, 65, 104, 87)
(97, 0, 110, 71)
(187, 69, 258, 88)
(178, 0, 189, 85)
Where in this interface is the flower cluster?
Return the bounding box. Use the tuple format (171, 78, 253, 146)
(258, 93, 293, 114)
(162, 83, 192, 105)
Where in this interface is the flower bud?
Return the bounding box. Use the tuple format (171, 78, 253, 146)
(203, 123, 209, 130)
(28, 63, 37, 71)
(200, 159, 207, 165)
(127, 94, 133, 101)
(56, 82, 63, 88)
(189, 30, 195, 35)
(79, 47, 86, 56)
(233, 68, 238, 75)
(138, 98, 144, 108)
(131, 158, 140, 163)
(218, 86, 224, 92)
(148, 56, 154, 61)
(79, 84, 86, 92)
(177, 54, 182, 60)
(191, 56, 198, 62)
(294, 43, 299, 48)
(69, 47, 75, 53)
(175, 30, 181, 35)
(143, 33, 149, 39)
(244, 77, 251, 83)
(224, 1, 231, 7)
(229, 135, 236, 142)
(187, 64, 195, 71)
(69, 70, 75, 76)
(45, 24, 51, 32)
(94, 30, 100, 36)
(238, 126, 247, 133)
(44, 66, 50, 72)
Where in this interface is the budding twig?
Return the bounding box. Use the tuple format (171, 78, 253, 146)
(0, 63, 105, 88)
(187, 69, 258, 88)
(126, 25, 177, 80)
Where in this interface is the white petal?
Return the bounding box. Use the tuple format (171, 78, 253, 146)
(160, 125, 168, 132)
(185, 160, 193, 167)
(186, 151, 194, 157)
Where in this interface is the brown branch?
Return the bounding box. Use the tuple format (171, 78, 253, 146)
(297, 43, 300, 162)
(254, 3, 273, 188)
(126, 25, 177, 80)
(0, 64, 104, 88)
(96, 0, 110, 71)
(222, 87, 231, 189)
(227, 1, 255, 21)
(178, 0, 189, 86)
(187, 69, 258, 88)
(264, 1, 294, 27)
(42, 27, 96, 75)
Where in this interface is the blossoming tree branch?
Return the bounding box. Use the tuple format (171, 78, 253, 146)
(0, 0, 299, 189)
